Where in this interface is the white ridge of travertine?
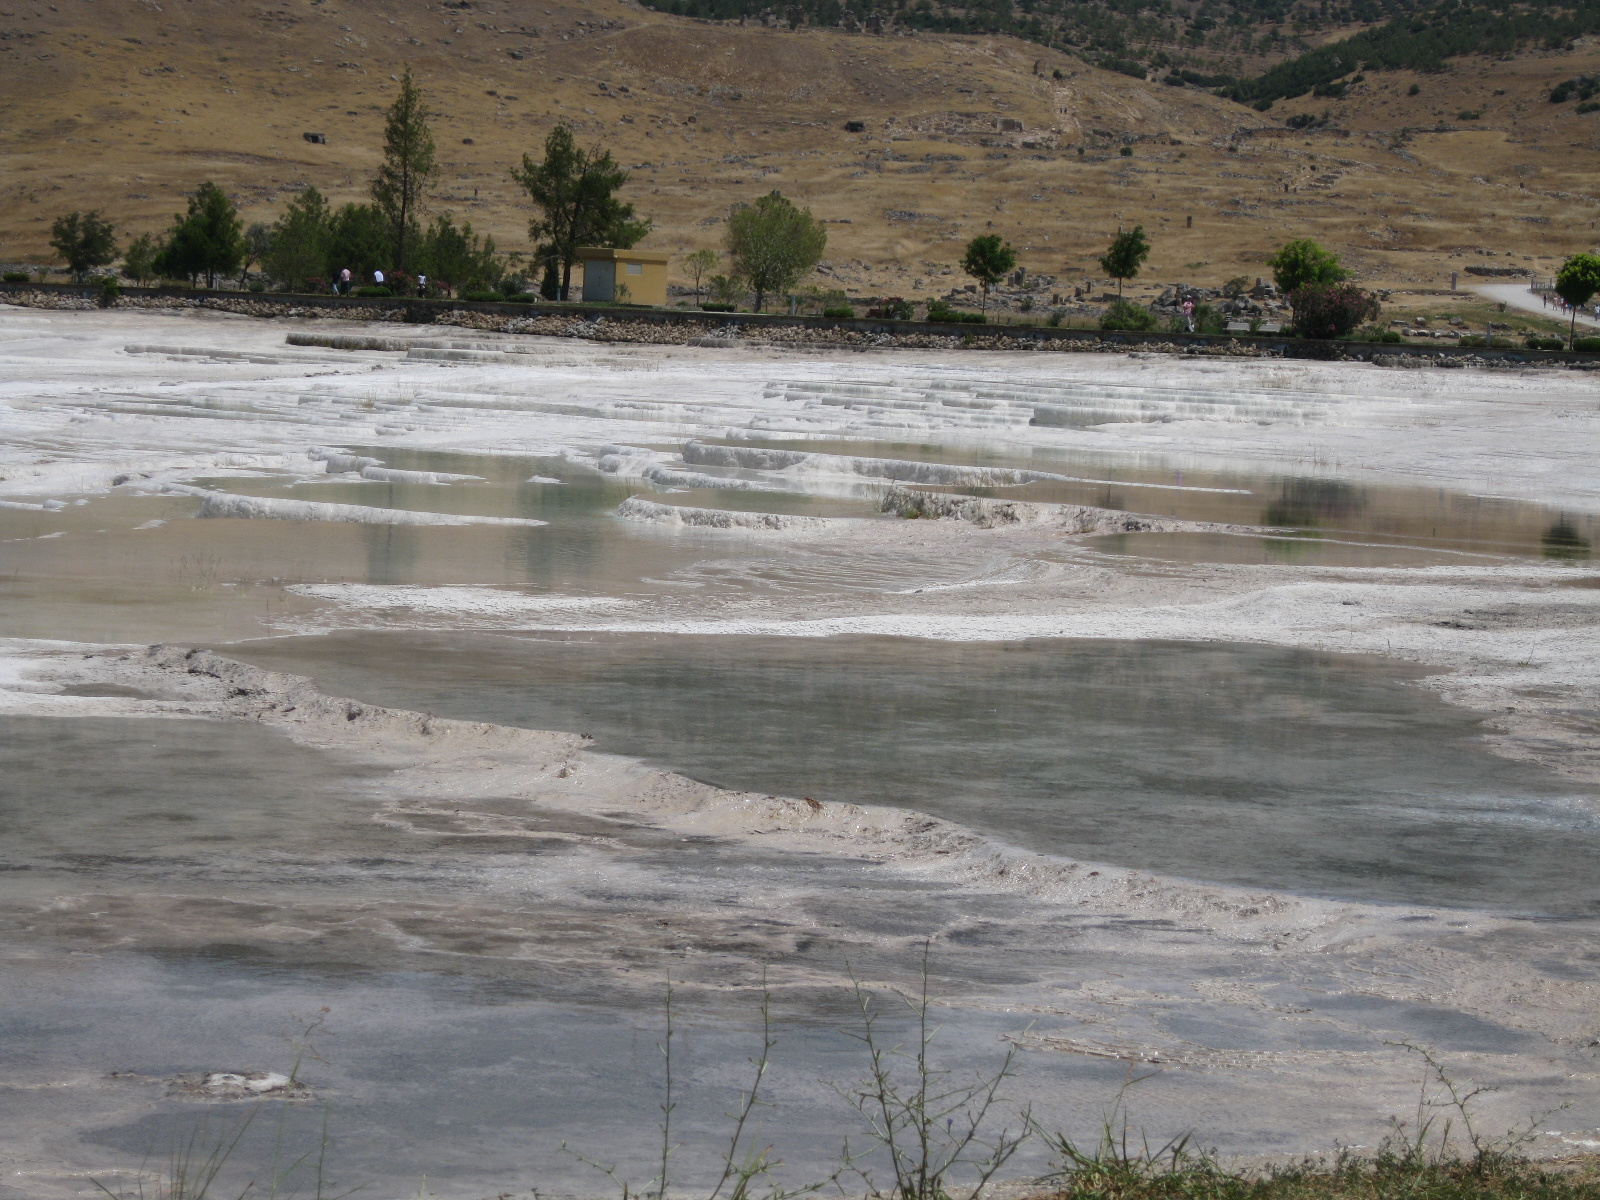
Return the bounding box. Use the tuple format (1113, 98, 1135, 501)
(286, 584, 635, 616)
(615, 495, 851, 531)
(163, 484, 546, 526)
(358, 466, 486, 484)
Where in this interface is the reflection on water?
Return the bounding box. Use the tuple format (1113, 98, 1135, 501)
(1261, 478, 1366, 529)
(1086, 532, 1483, 569)
(225, 632, 1600, 915)
(719, 435, 1594, 560)
(1542, 520, 1593, 560)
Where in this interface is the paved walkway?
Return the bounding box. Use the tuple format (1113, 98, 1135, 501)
(1475, 281, 1600, 329)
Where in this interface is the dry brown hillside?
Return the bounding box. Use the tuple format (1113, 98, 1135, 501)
(2, 0, 1599, 297)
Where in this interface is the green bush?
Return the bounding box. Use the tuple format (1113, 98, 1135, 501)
(927, 299, 986, 323)
(248, 281, 267, 293)
(354, 285, 392, 297)
(1118, 145, 1133, 157)
(822, 304, 856, 319)
(1524, 335, 1565, 350)
(462, 289, 505, 302)
(1459, 334, 1518, 348)
(866, 297, 913, 320)
(1289, 283, 1381, 339)
(700, 302, 736, 312)
(2, 272, 29, 283)
(502, 293, 539, 304)
(1579, 100, 1600, 114)
(1377, 329, 1404, 343)
(1099, 299, 1158, 331)
(1573, 336, 1600, 352)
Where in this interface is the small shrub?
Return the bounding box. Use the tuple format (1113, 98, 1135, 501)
(97, 277, 122, 308)
(1525, 335, 1565, 350)
(822, 305, 856, 319)
(1459, 334, 1518, 348)
(927, 300, 961, 322)
(248, 281, 267, 293)
(462, 289, 505, 302)
(1099, 299, 1158, 331)
(700, 302, 736, 312)
(1573, 336, 1600, 352)
(1457, 109, 1483, 120)
(1046, 310, 1064, 327)
(960, 311, 987, 324)
(503, 292, 540, 304)
(354, 285, 392, 297)
(1408, 83, 1421, 95)
(1579, 101, 1600, 114)
(1288, 283, 1381, 339)
(1376, 329, 1404, 343)
(2, 272, 29, 283)
(1312, 79, 1348, 98)
(866, 297, 913, 320)
(1163, 73, 1186, 87)
(1119, 145, 1133, 157)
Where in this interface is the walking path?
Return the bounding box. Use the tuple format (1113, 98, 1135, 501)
(1475, 281, 1600, 328)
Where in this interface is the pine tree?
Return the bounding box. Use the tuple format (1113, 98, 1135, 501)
(153, 182, 244, 287)
(960, 234, 1017, 313)
(263, 186, 332, 292)
(512, 125, 649, 301)
(371, 68, 438, 272)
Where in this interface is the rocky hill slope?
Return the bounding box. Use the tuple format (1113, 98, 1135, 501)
(1, 0, 1597, 298)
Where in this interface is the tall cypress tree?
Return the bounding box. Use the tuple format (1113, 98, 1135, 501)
(371, 68, 438, 272)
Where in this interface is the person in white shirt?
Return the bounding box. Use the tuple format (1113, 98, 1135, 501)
(373, 269, 386, 288)
(416, 274, 427, 297)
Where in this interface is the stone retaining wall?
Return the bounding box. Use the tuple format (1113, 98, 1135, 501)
(4, 282, 1596, 368)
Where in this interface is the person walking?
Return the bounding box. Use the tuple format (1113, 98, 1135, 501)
(339, 267, 352, 295)
(416, 273, 428, 297)
(1182, 297, 1195, 332)
(373, 268, 386, 290)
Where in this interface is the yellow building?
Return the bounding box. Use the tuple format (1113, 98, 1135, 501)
(577, 247, 669, 306)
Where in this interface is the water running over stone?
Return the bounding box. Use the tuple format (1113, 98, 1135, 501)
(224, 632, 1600, 914)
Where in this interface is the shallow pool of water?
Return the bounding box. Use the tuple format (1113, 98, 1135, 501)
(223, 632, 1600, 915)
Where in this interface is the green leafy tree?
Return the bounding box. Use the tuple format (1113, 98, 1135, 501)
(1266, 238, 1349, 295)
(1554, 252, 1600, 348)
(1288, 283, 1380, 339)
(1098, 225, 1150, 297)
(153, 182, 244, 287)
(708, 273, 744, 306)
(324, 203, 391, 283)
(371, 68, 438, 272)
(418, 212, 503, 296)
(263, 186, 332, 292)
(685, 247, 719, 306)
(121, 232, 159, 285)
(49, 210, 118, 282)
(512, 124, 649, 301)
(725, 191, 827, 312)
(960, 234, 1017, 313)
(240, 223, 273, 287)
